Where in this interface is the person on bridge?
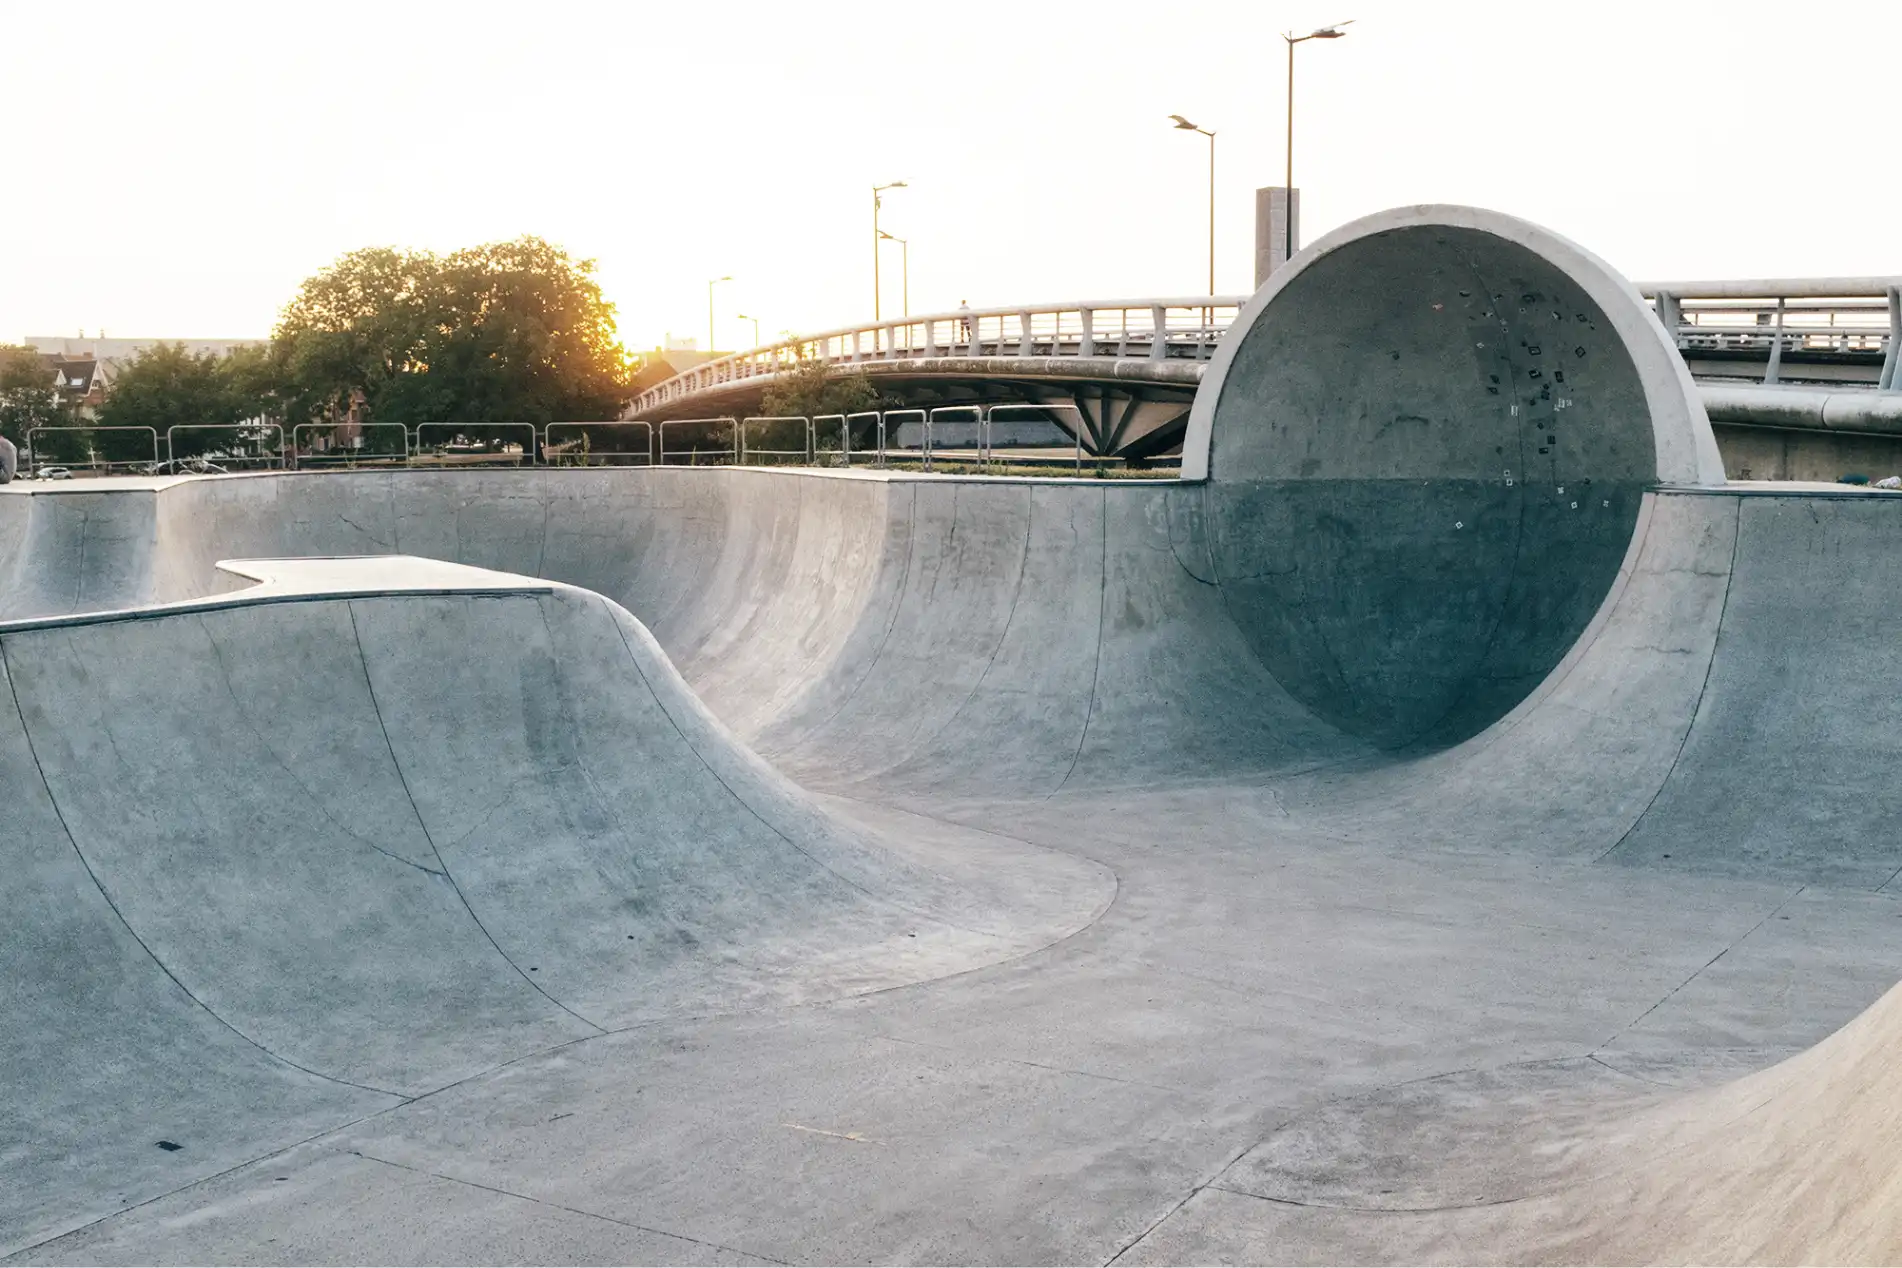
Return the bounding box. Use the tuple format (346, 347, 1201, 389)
(957, 300, 974, 348)
(0, 434, 16, 484)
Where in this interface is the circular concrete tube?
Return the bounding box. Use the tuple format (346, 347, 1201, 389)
(1185, 205, 1725, 749)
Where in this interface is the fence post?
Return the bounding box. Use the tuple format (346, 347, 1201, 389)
(1150, 305, 1169, 360)
(1080, 307, 1095, 358)
(1881, 287, 1901, 391)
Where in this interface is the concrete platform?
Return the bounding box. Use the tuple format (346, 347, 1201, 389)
(6, 207, 1902, 1264)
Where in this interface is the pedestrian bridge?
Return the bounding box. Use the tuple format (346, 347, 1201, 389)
(631, 280, 1902, 461)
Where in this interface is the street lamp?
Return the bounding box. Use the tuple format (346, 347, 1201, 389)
(1169, 115, 1217, 296)
(707, 275, 732, 352)
(878, 230, 909, 318)
(872, 181, 907, 321)
(736, 312, 761, 349)
(1283, 20, 1352, 268)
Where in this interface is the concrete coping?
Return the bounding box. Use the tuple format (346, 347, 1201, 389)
(0, 556, 557, 636)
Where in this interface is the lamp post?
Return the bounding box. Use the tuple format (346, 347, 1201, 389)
(708, 275, 732, 352)
(872, 181, 907, 321)
(1169, 116, 1217, 295)
(1283, 20, 1352, 267)
(878, 230, 909, 317)
(736, 312, 761, 349)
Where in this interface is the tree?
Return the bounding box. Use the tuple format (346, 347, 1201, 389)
(0, 345, 68, 449)
(759, 359, 880, 418)
(273, 236, 634, 431)
(94, 343, 271, 462)
(758, 360, 883, 456)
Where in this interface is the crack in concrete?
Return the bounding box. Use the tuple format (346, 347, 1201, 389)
(343, 1148, 789, 1265)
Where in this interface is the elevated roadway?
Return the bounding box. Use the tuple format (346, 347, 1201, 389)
(6, 206, 1902, 1263)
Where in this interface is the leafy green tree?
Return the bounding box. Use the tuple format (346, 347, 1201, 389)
(0, 345, 68, 448)
(274, 236, 633, 431)
(757, 360, 884, 456)
(94, 343, 270, 462)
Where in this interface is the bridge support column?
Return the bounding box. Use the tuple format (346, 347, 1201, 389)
(1763, 297, 1787, 385)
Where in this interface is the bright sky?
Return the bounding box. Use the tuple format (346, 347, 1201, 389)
(4, 0, 1898, 352)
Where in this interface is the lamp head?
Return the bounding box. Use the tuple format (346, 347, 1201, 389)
(1313, 18, 1353, 36)
(1169, 114, 1198, 130)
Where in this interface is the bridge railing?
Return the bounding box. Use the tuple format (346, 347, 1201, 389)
(633, 279, 1902, 416)
(1640, 279, 1902, 388)
(631, 297, 1249, 415)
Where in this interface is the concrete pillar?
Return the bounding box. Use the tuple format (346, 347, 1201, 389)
(1255, 187, 1300, 288)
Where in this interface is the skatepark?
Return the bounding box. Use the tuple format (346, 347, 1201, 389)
(6, 206, 1902, 1263)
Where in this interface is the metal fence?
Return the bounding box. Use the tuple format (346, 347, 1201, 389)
(740, 416, 814, 466)
(167, 423, 286, 471)
(881, 409, 928, 464)
(545, 421, 654, 467)
(25, 425, 159, 476)
(291, 423, 409, 469)
(410, 422, 537, 466)
(659, 418, 738, 465)
(923, 406, 985, 472)
(984, 403, 1087, 474)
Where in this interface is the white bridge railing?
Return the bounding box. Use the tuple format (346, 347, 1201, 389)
(632, 297, 1247, 415)
(633, 279, 1902, 417)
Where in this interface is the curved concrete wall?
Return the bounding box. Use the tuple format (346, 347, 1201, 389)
(1187, 205, 1726, 747)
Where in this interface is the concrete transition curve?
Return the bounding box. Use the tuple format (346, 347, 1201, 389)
(4, 206, 1902, 1265)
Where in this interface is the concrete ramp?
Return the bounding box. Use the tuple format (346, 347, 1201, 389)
(0, 558, 1107, 1254)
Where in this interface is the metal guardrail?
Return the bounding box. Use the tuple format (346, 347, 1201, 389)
(545, 421, 654, 467)
(631, 280, 1902, 416)
(740, 416, 814, 466)
(291, 422, 410, 468)
(658, 417, 738, 466)
(168, 423, 285, 471)
(25, 425, 160, 476)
